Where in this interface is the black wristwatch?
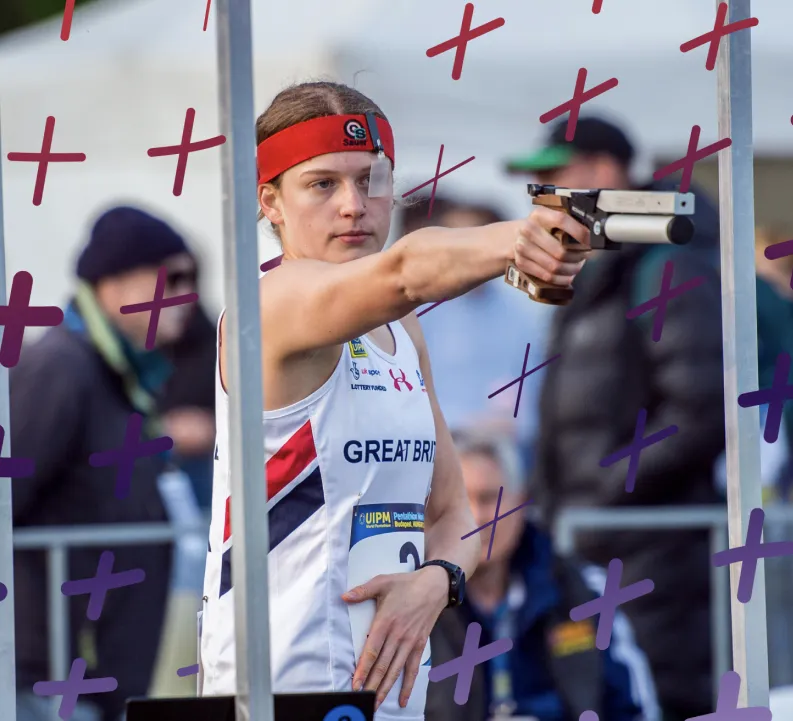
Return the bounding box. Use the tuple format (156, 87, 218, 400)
(420, 560, 466, 608)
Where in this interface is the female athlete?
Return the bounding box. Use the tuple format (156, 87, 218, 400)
(198, 81, 591, 720)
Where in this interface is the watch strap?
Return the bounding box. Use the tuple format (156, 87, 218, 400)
(420, 559, 464, 608)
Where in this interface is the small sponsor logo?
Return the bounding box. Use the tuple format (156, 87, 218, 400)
(350, 360, 382, 382)
(549, 621, 597, 657)
(390, 368, 414, 391)
(343, 120, 368, 147)
(416, 369, 427, 392)
(349, 338, 368, 358)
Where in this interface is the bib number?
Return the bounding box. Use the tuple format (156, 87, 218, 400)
(347, 504, 431, 666)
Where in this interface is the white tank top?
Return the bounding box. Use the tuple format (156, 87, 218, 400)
(199, 310, 436, 721)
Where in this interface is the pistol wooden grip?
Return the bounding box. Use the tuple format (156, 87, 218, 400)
(503, 195, 577, 306)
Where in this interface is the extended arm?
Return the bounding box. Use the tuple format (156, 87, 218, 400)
(260, 207, 590, 360)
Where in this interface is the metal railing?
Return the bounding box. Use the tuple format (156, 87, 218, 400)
(553, 504, 793, 707)
(12, 521, 209, 721)
(13, 505, 793, 717)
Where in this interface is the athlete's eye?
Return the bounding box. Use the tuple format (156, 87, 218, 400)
(311, 179, 334, 190)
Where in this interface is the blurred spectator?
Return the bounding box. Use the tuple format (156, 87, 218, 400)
(399, 195, 456, 237)
(710, 226, 793, 504)
(408, 194, 556, 472)
(10, 206, 198, 721)
(753, 226, 793, 501)
(158, 293, 218, 512)
(507, 116, 725, 721)
(426, 426, 659, 721)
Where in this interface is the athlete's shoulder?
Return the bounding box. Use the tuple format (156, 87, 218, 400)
(397, 311, 428, 361)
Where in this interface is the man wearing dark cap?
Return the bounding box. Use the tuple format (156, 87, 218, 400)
(11, 206, 199, 721)
(506, 116, 637, 191)
(505, 117, 726, 721)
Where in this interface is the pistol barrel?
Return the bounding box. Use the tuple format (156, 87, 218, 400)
(603, 214, 694, 245)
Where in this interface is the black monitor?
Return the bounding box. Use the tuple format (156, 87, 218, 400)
(126, 691, 375, 721)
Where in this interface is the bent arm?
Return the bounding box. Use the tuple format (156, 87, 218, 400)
(262, 222, 521, 359)
(401, 313, 480, 582)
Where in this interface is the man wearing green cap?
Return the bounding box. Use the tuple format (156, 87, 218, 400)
(506, 116, 637, 189)
(506, 116, 726, 721)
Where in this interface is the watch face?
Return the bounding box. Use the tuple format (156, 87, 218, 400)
(456, 568, 466, 604)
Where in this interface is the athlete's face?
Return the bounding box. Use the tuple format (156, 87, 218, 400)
(460, 451, 526, 567)
(259, 151, 393, 263)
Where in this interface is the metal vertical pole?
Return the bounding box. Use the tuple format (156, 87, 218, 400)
(0, 106, 17, 721)
(216, 3, 275, 721)
(715, 0, 769, 707)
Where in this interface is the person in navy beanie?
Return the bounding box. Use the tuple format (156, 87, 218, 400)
(11, 205, 199, 721)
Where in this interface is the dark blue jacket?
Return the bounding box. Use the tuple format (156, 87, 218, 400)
(426, 524, 659, 721)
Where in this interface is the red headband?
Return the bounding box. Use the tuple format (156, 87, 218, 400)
(256, 114, 396, 185)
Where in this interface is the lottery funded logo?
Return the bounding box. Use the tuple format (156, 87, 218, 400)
(343, 120, 368, 147)
(416, 369, 427, 392)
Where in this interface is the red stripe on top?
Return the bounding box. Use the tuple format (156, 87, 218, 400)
(222, 419, 317, 543)
(224, 496, 232, 543)
(266, 419, 317, 499)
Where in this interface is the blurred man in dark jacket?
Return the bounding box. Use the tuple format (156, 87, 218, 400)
(427, 427, 659, 721)
(12, 206, 198, 721)
(504, 117, 725, 721)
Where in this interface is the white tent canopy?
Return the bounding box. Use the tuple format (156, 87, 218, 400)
(1, 0, 790, 315)
(333, 0, 793, 215)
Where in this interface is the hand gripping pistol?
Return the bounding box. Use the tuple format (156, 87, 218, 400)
(505, 183, 696, 305)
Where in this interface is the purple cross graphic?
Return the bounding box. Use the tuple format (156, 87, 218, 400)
(119, 266, 199, 350)
(0, 582, 7, 602)
(487, 343, 561, 418)
(428, 621, 513, 704)
(33, 658, 118, 720)
(0, 424, 35, 479)
(580, 713, 599, 721)
(738, 352, 793, 443)
(599, 408, 678, 493)
(763, 238, 793, 290)
(569, 558, 654, 650)
(679, 3, 759, 72)
(401, 144, 476, 217)
(61, 551, 146, 621)
(177, 664, 200, 677)
(460, 485, 532, 560)
(426, 3, 505, 81)
(88, 413, 173, 499)
(685, 670, 771, 720)
(712, 507, 793, 603)
(0, 271, 64, 367)
(625, 260, 707, 342)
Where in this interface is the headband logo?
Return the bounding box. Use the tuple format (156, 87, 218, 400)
(343, 119, 368, 148)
